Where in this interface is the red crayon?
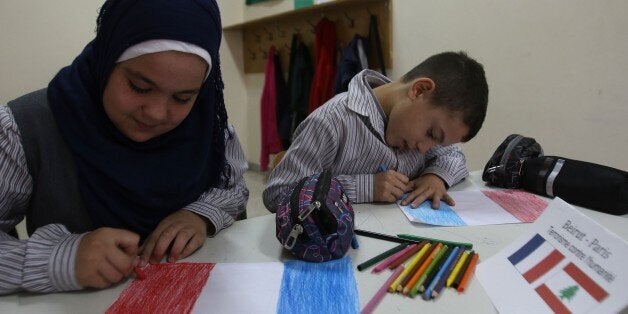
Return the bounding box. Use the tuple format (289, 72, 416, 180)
(134, 266, 146, 280)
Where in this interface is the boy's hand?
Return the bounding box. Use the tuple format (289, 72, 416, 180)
(139, 210, 209, 266)
(401, 174, 455, 209)
(75, 227, 140, 289)
(374, 169, 412, 202)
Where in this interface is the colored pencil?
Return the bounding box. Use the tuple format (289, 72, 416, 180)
(361, 266, 404, 314)
(419, 246, 452, 293)
(402, 243, 442, 295)
(356, 243, 408, 271)
(397, 243, 431, 291)
(428, 246, 462, 299)
(409, 244, 449, 297)
(388, 243, 428, 293)
(372, 243, 417, 273)
(452, 250, 475, 289)
(423, 246, 459, 300)
(355, 229, 416, 245)
(387, 241, 426, 270)
(397, 233, 473, 249)
(457, 252, 479, 292)
(446, 250, 469, 287)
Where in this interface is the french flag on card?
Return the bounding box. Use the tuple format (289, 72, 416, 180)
(107, 258, 359, 314)
(508, 234, 609, 313)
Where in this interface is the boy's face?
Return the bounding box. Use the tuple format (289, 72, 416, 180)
(385, 94, 469, 154)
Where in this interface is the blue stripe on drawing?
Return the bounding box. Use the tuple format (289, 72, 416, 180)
(402, 201, 466, 226)
(507, 233, 545, 265)
(277, 257, 359, 314)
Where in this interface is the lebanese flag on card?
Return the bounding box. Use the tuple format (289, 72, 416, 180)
(535, 263, 609, 314)
(106, 258, 358, 314)
(508, 234, 609, 314)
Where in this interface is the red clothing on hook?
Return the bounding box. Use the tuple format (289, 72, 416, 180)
(260, 46, 284, 171)
(308, 17, 337, 113)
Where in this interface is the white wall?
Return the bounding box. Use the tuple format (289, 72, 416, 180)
(220, 0, 628, 172)
(2, 0, 627, 174)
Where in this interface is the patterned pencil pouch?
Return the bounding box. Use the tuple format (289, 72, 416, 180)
(275, 170, 356, 262)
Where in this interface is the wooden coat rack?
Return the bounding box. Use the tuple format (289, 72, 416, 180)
(223, 0, 391, 73)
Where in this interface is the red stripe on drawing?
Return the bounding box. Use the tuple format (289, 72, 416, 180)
(535, 284, 571, 314)
(482, 190, 548, 222)
(564, 262, 608, 302)
(107, 263, 215, 314)
(523, 249, 564, 283)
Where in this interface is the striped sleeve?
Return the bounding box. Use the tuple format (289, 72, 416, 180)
(262, 110, 340, 212)
(184, 126, 249, 236)
(422, 144, 469, 188)
(1, 106, 84, 294)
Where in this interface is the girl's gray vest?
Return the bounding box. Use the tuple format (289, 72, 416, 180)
(8, 89, 92, 235)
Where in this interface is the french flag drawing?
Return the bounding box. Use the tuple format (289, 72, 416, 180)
(508, 234, 609, 314)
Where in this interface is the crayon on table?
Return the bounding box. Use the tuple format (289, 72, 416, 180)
(424, 246, 460, 300)
(409, 244, 449, 297)
(457, 252, 479, 292)
(419, 246, 452, 294)
(361, 266, 404, 314)
(402, 243, 441, 295)
(134, 266, 146, 280)
(372, 243, 417, 273)
(388, 244, 428, 293)
(397, 233, 473, 250)
(387, 241, 426, 270)
(446, 250, 469, 287)
(397, 243, 431, 291)
(357, 243, 408, 271)
(433, 247, 464, 297)
(452, 250, 475, 289)
(355, 229, 416, 245)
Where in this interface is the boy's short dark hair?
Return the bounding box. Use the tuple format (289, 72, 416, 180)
(401, 51, 488, 142)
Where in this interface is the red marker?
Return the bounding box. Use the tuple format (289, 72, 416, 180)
(134, 266, 146, 280)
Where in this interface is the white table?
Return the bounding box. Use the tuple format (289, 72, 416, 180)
(1, 171, 626, 313)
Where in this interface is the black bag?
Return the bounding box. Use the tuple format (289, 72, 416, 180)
(483, 134, 628, 215)
(482, 134, 544, 188)
(521, 156, 628, 215)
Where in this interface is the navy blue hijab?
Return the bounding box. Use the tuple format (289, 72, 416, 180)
(47, 0, 229, 238)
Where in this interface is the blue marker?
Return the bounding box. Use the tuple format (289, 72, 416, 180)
(379, 163, 387, 172)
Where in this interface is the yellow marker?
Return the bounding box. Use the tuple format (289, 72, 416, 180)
(446, 250, 469, 287)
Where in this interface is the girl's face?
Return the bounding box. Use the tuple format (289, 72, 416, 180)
(102, 51, 208, 142)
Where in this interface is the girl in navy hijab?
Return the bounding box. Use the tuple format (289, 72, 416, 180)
(0, 0, 249, 294)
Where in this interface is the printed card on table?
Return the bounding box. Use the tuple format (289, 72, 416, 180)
(476, 198, 628, 313)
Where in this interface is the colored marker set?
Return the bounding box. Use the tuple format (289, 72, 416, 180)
(356, 230, 479, 314)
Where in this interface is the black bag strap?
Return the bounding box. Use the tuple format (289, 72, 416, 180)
(368, 14, 386, 76)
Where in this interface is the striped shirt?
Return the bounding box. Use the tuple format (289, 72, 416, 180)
(263, 70, 468, 211)
(0, 105, 249, 294)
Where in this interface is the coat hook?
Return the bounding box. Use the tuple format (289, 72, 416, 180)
(258, 46, 268, 59)
(366, 7, 375, 16)
(252, 30, 261, 43)
(263, 27, 273, 41)
(307, 19, 317, 33)
(275, 23, 286, 38)
(247, 48, 256, 60)
(343, 12, 355, 28)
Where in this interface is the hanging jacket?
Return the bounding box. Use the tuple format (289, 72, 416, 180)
(308, 17, 337, 113)
(333, 34, 368, 94)
(260, 46, 284, 171)
(287, 33, 313, 142)
(274, 45, 291, 149)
